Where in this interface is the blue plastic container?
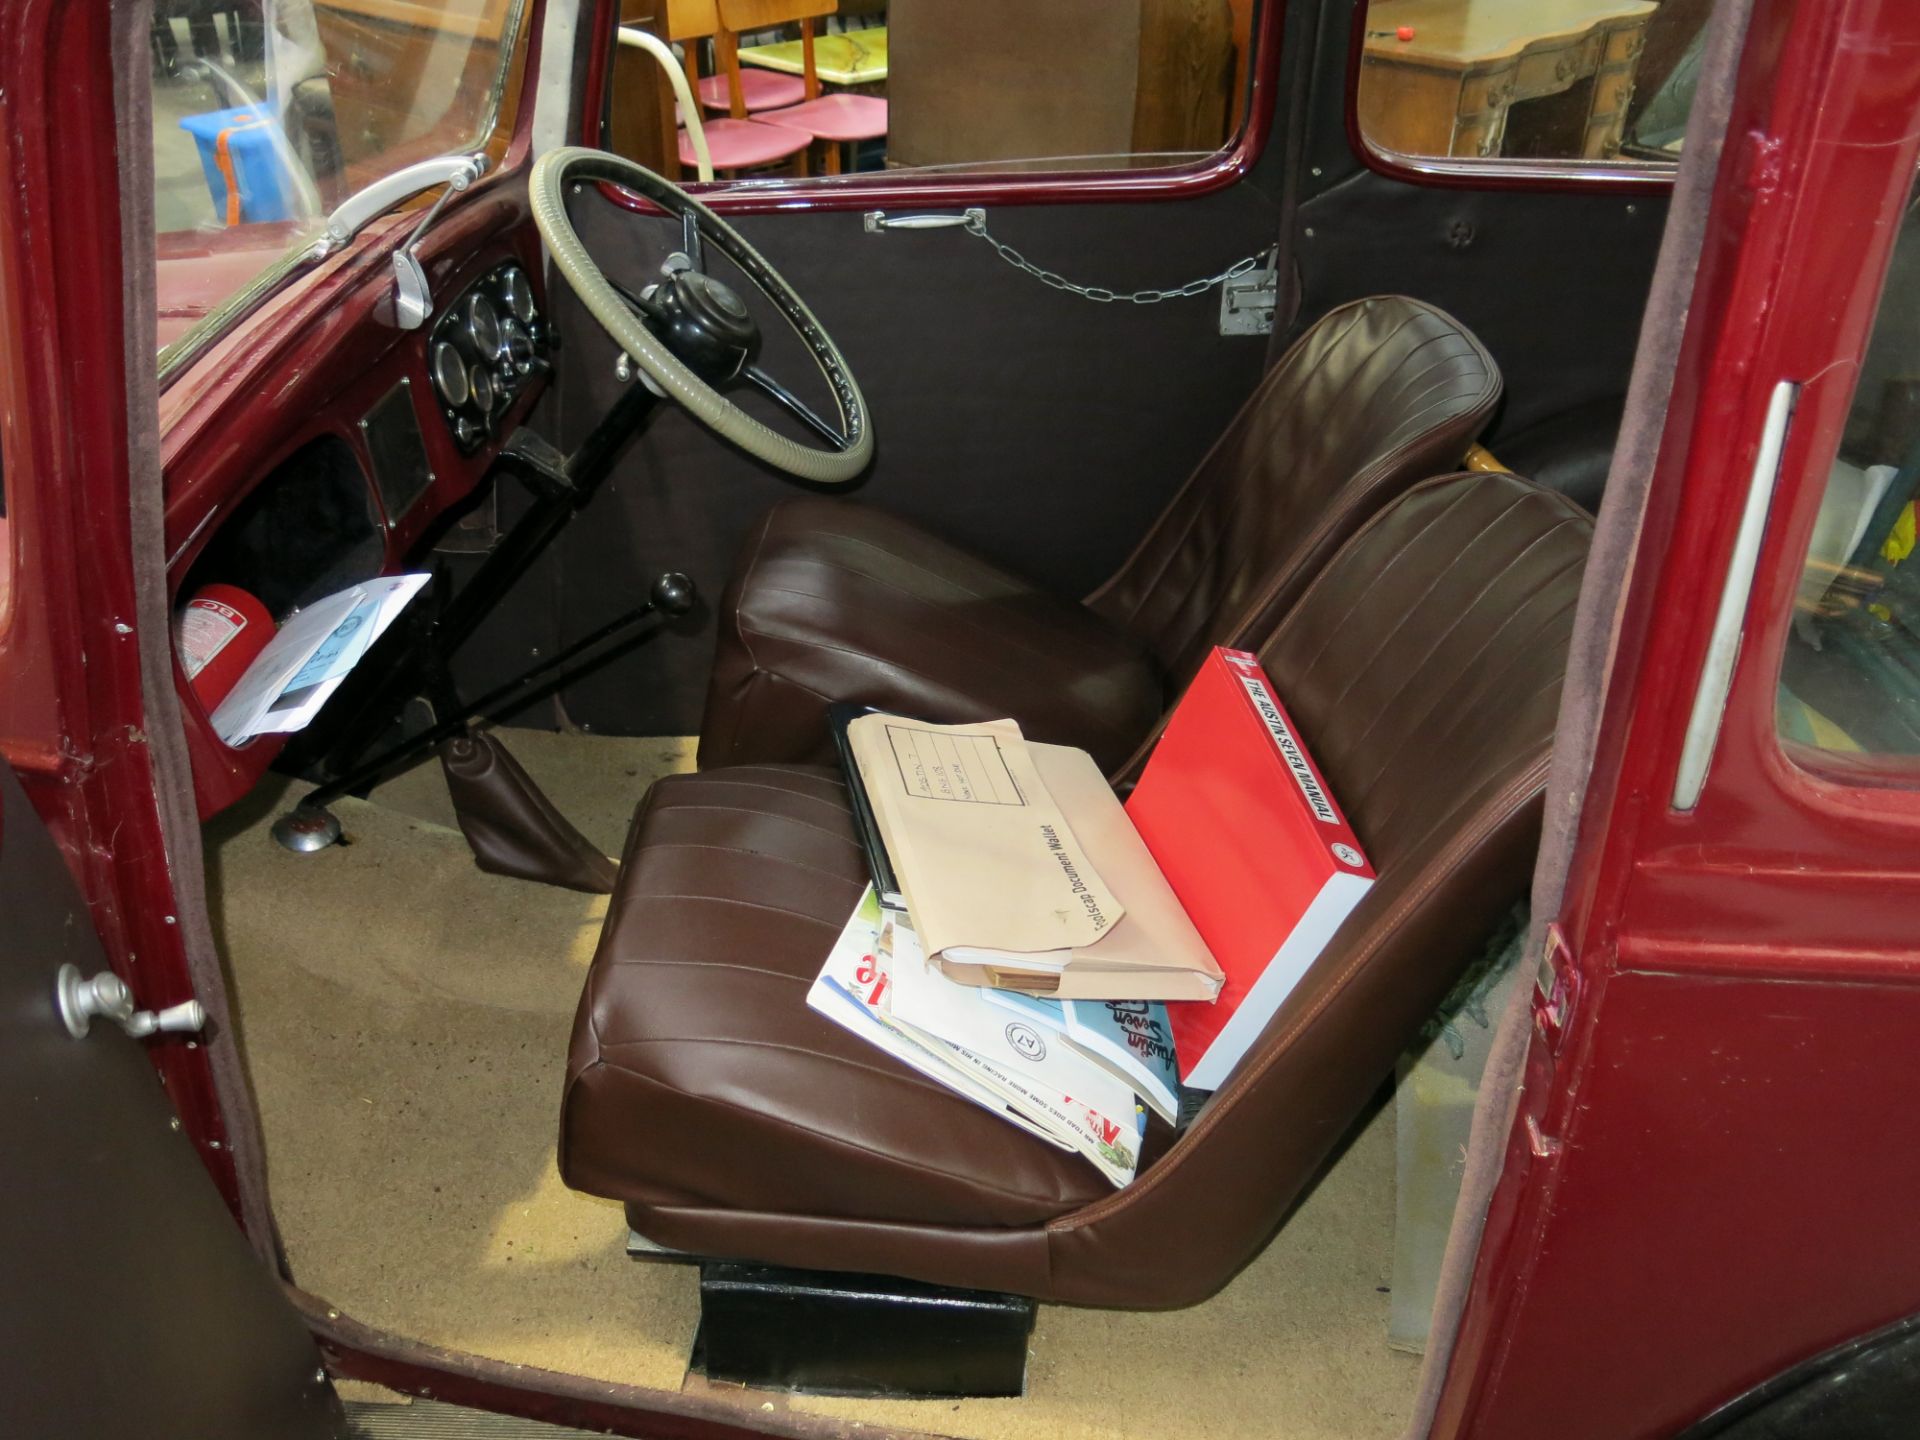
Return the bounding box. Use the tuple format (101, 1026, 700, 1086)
(178, 105, 300, 225)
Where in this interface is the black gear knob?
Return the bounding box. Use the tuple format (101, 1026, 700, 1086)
(650, 571, 697, 617)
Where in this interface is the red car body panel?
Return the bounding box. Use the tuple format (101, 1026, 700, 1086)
(1433, 0, 1920, 1433)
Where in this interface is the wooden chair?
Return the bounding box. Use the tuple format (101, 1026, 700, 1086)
(646, 0, 811, 176)
(655, 0, 807, 113)
(717, 0, 888, 175)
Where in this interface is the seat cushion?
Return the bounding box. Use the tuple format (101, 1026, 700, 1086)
(760, 93, 890, 143)
(696, 498, 1164, 773)
(679, 117, 811, 170)
(560, 764, 1113, 1229)
(697, 68, 807, 113)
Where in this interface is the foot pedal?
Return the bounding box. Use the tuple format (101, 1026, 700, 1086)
(691, 1260, 1035, 1398)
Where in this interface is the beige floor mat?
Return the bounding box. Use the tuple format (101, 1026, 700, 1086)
(206, 729, 1417, 1439)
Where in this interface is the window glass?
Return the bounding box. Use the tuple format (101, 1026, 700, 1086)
(1354, 0, 1712, 166)
(152, 0, 528, 372)
(1777, 173, 1920, 757)
(604, 0, 1260, 183)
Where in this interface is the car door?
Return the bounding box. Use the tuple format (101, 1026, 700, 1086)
(0, 4, 342, 1432)
(0, 764, 343, 1440)
(1429, 0, 1920, 1434)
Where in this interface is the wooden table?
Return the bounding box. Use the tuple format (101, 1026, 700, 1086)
(739, 25, 889, 86)
(1357, 0, 1657, 161)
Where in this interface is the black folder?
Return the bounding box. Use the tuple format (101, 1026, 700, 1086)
(828, 703, 907, 913)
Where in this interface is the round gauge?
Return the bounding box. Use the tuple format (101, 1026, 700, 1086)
(464, 294, 501, 358)
(430, 340, 469, 408)
(500, 317, 534, 370)
(469, 363, 495, 414)
(498, 266, 536, 324)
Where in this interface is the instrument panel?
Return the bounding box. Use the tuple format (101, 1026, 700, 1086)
(162, 190, 555, 819)
(427, 261, 553, 452)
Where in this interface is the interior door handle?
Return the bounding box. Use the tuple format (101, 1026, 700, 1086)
(863, 208, 985, 233)
(55, 964, 206, 1040)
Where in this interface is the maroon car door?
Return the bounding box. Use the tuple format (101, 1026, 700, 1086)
(0, 764, 344, 1440)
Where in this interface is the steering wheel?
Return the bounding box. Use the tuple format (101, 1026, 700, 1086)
(530, 147, 873, 485)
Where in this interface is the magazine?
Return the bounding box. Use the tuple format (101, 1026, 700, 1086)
(975, 988, 1183, 1125)
(207, 574, 430, 745)
(806, 887, 1146, 1187)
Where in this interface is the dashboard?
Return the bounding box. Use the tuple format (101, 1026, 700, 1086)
(159, 182, 553, 819)
(427, 261, 553, 452)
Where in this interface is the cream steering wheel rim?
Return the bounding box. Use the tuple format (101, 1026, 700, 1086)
(530, 147, 873, 485)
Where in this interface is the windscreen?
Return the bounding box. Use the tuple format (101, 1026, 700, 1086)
(151, 0, 528, 372)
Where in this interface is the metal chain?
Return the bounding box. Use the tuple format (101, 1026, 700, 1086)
(963, 211, 1266, 305)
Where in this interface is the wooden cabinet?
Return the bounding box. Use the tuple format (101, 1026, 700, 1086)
(311, 0, 520, 186)
(1357, 0, 1657, 161)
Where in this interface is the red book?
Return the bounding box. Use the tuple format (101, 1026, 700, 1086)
(1125, 647, 1375, 1090)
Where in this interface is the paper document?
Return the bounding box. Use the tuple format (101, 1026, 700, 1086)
(208, 575, 429, 745)
(806, 889, 1064, 1148)
(845, 715, 1124, 959)
(805, 890, 1147, 1185)
(978, 987, 1184, 1125)
(856, 726, 1224, 1000)
(883, 917, 1143, 1186)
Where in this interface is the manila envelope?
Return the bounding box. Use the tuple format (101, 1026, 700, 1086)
(847, 716, 1222, 1001)
(847, 715, 1123, 957)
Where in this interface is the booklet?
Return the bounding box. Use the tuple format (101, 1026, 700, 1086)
(843, 715, 1223, 1001)
(1130, 647, 1377, 1091)
(806, 887, 1146, 1187)
(207, 575, 430, 746)
(975, 988, 1183, 1126)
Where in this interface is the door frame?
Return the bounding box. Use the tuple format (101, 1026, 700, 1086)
(0, 0, 256, 1225)
(1431, 0, 1920, 1434)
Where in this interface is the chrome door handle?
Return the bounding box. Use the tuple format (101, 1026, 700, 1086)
(863, 208, 985, 233)
(55, 963, 206, 1040)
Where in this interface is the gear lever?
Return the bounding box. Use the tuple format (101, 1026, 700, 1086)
(272, 571, 699, 854)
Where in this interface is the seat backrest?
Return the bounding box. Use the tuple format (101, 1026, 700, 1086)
(1048, 471, 1591, 1308)
(1085, 295, 1501, 693)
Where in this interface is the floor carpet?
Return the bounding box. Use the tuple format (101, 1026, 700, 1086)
(205, 729, 1418, 1439)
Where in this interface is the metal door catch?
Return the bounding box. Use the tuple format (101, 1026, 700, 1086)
(56, 964, 206, 1040)
(1219, 255, 1279, 335)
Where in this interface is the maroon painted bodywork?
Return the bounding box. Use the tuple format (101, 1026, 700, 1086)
(0, 0, 243, 1208)
(157, 224, 309, 351)
(6, 0, 1920, 1435)
(161, 183, 550, 817)
(1432, 0, 1920, 1434)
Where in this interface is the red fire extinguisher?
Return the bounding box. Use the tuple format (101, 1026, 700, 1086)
(175, 583, 275, 710)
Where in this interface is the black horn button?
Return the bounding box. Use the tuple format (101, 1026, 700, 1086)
(653, 270, 760, 381)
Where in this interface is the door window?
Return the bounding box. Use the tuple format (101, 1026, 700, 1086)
(606, 0, 1262, 183)
(1354, 0, 1713, 167)
(151, 0, 530, 374)
(1777, 172, 1920, 758)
